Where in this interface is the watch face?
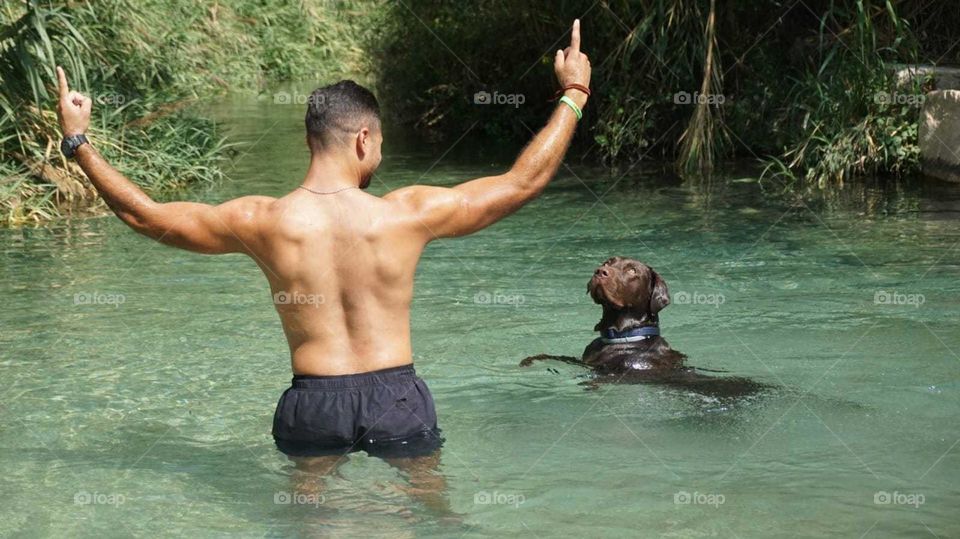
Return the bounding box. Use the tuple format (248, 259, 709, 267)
(61, 135, 86, 158)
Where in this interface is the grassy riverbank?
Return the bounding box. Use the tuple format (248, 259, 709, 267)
(3, 1, 958, 227)
(375, 1, 952, 185)
(0, 0, 375, 226)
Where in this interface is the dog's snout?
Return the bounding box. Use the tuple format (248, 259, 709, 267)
(595, 267, 610, 278)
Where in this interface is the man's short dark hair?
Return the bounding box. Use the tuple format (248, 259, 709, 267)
(305, 80, 380, 152)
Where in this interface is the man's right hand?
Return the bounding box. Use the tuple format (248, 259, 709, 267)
(554, 19, 591, 107)
(386, 19, 591, 241)
(56, 66, 92, 136)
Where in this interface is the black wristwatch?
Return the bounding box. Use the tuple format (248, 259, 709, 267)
(60, 134, 89, 159)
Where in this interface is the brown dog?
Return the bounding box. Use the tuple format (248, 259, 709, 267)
(521, 257, 763, 398)
(582, 256, 685, 373)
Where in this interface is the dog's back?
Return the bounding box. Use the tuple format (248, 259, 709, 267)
(582, 336, 686, 375)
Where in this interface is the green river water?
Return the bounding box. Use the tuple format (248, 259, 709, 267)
(1, 92, 959, 537)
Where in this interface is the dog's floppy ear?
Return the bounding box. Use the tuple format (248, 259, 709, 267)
(649, 269, 670, 314)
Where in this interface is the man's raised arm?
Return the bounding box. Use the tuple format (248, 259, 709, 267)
(386, 19, 592, 240)
(55, 66, 268, 255)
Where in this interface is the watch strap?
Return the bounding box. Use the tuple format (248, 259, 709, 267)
(62, 134, 89, 158)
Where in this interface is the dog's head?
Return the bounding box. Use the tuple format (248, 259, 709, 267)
(587, 257, 669, 329)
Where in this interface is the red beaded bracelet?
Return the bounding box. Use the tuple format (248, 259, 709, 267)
(551, 84, 591, 101)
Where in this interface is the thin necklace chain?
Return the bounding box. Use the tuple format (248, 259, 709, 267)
(298, 185, 358, 195)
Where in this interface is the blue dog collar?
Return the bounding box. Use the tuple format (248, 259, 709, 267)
(600, 326, 660, 344)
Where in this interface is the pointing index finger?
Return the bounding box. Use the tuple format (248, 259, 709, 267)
(56, 66, 69, 99)
(570, 19, 580, 52)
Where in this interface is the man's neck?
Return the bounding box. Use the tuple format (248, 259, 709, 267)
(301, 153, 361, 192)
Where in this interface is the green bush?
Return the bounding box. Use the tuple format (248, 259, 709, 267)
(372, 0, 942, 185)
(0, 0, 375, 226)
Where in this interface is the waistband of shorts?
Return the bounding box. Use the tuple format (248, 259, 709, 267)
(291, 364, 416, 390)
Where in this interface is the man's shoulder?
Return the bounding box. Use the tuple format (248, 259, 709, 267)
(382, 185, 460, 214)
(235, 195, 278, 206)
(217, 195, 278, 227)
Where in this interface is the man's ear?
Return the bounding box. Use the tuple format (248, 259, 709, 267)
(649, 269, 670, 314)
(356, 127, 370, 159)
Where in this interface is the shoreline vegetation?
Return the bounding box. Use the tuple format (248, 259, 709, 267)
(1, 0, 375, 226)
(376, 1, 950, 183)
(2, 1, 958, 227)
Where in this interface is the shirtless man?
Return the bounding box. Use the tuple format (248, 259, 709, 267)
(56, 19, 590, 488)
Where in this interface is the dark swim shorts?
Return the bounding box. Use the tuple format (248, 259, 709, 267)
(272, 364, 443, 458)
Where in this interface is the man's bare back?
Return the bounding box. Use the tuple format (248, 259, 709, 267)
(250, 188, 427, 375)
(56, 20, 591, 462)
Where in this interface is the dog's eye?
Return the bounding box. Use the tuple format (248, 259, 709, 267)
(627, 267, 637, 275)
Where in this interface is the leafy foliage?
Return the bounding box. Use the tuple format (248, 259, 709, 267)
(373, 0, 947, 185)
(0, 0, 374, 226)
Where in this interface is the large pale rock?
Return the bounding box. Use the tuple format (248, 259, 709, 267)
(919, 90, 960, 183)
(891, 64, 960, 90)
